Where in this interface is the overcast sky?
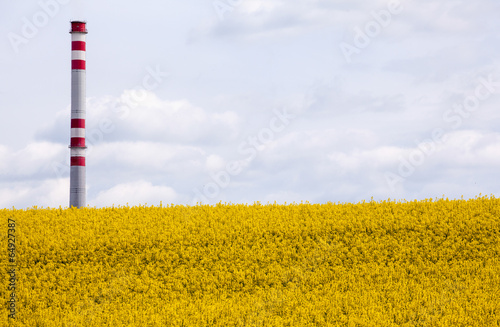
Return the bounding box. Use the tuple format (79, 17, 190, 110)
(1, 0, 499, 208)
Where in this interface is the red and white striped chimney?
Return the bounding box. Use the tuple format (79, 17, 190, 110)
(69, 21, 87, 208)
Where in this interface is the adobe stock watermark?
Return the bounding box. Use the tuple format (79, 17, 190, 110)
(192, 107, 296, 204)
(52, 65, 169, 178)
(8, 0, 72, 54)
(385, 74, 500, 191)
(213, 0, 243, 21)
(339, 0, 403, 64)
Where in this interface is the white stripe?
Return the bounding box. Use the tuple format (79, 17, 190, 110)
(70, 112, 85, 119)
(71, 128, 85, 138)
(70, 148, 86, 157)
(72, 51, 86, 61)
(71, 34, 86, 42)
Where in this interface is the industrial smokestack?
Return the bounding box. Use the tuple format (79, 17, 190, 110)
(69, 21, 87, 208)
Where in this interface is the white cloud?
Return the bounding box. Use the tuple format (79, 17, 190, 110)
(192, 0, 367, 41)
(38, 90, 240, 146)
(0, 142, 67, 180)
(89, 141, 205, 172)
(93, 180, 178, 208)
(0, 179, 68, 209)
(205, 154, 226, 172)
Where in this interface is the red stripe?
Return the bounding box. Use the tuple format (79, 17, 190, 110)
(71, 157, 86, 167)
(71, 137, 86, 147)
(72, 60, 86, 70)
(71, 119, 85, 128)
(71, 22, 87, 33)
(72, 41, 86, 51)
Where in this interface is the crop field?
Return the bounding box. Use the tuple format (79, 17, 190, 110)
(1, 196, 500, 326)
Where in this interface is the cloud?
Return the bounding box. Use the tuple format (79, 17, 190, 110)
(89, 142, 205, 173)
(92, 180, 178, 207)
(36, 90, 240, 146)
(197, 0, 498, 43)
(0, 178, 68, 209)
(190, 0, 370, 42)
(211, 127, 500, 204)
(3, 116, 500, 208)
(0, 142, 67, 181)
(303, 78, 406, 115)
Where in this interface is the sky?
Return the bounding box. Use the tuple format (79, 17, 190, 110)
(1, 0, 500, 208)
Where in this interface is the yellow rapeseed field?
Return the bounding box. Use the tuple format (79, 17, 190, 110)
(1, 196, 499, 326)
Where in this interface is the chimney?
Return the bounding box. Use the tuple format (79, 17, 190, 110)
(69, 21, 87, 208)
